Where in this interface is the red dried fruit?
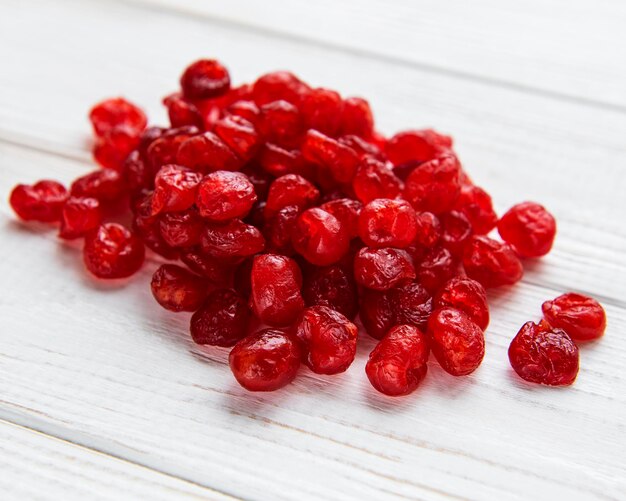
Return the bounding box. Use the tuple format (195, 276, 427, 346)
(180, 59, 230, 100)
(151, 165, 202, 214)
(190, 288, 251, 346)
(404, 154, 461, 214)
(196, 170, 257, 221)
(201, 219, 265, 258)
(227, 100, 260, 125)
(301, 129, 359, 184)
(250, 254, 304, 326)
(462, 236, 523, 288)
(9, 180, 68, 222)
(150, 264, 208, 312)
(252, 71, 310, 106)
(542, 293, 606, 341)
(83, 223, 145, 279)
(508, 321, 579, 386)
(123, 150, 153, 194)
(393, 281, 433, 331)
(265, 174, 320, 218)
(359, 281, 431, 339)
(413, 212, 441, 249)
(59, 197, 102, 239)
(89, 97, 147, 137)
(159, 208, 204, 248)
(93, 126, 140, 171)
(453, 185, 497, 235)
(439, 210, 473, 257)
(292, 208, 350, 266)
(385, 129, 452, 166)
(70, 168, 126, 203)
(176, 131, 241, 173)
(162, 93, 203, 129)
(358, 198, 417, 249)
(295, 305, 358, 374)
(339, 135, 383, 160)
(366, 325, 430, 396)
(320, 198, 362, 239)
(147, 127, 198, 172)
(258, 100, 303, 148)
(498, 201, 557, 258)
(240, 164, 273, 201)
(229, 328, 301, 392)
(132, 198, 179, 260)
(352, 157, 403, 203)
(302, 264, 358, 320)
(300, 88, 343, 136)
(353, 247, 416, 290)
(258, 143, 305, 178)
(414, 245, 458, 294)
(179, 246, 236, 285)
(434, 277, 489, 331)
(340, 97, 374, 138)
(428, 307, 485, 376)
(264, 204, 300, 255)
(214, 115, 260, 162)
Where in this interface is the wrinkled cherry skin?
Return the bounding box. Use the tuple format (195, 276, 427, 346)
(352, 157, 403, 203)
(93, 126, 141, 171)
(295, 306, 358, 374)
(190, 288, 251, 346)
(70, 169, 126, 203)
(83, 223, 145, 279)
(404, 154, 461, 214)
(176, 132, 241, 173)
(302, 264, 358, 320)
(252, 71, 310, 106)
(427, 307, 485, 376)
(320, 198, 362, 239)
(358, 198, 417, 249)
(385, 129, 453, 166)
(159, 208, 204, 248)
(542, 293, 606, 341)
(434, 277, 489, 331)
(265, 174, 320, 218)
(462, 236, 523, 288)
(151, 165, 202, 214)
(300, 88, 343, 136)
(353, 247, 416, 291)
(180, 59, 230, 100)
(366, 325, 430, 396)
(453, 185, 497, 235)
(508, 321, 579, 386)
(301, 130, 359, 184)
(163, 93, 203, 129)
(257, 100, 303, 148)
(413, 212, 441, 249)
(150, 264, 208, 312)
(179, 246, 237, 285)
(359, 281, 431, 339)
(292, 208, 350, 266)
(498, 201, 557, 258)
(214, 115, 260, 162)
(10, 180, 68, 222)
(59, 197, 103, 240)
(340, 97, 374, 138)
(264, 204, 300, 255)
(414, 246, 458, 294)
(250, 254, 305, 326)
(89, 97, 147, 137)
(439, 210, 473, 257)
(230, 329, 301, 392)
(201, 219, 265, 258)
(196, 171, 257, 221)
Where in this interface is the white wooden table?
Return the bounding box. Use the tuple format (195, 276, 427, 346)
(1, 1, 625, 499)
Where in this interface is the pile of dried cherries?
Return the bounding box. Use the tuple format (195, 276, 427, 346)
(9, 59, 607, 395)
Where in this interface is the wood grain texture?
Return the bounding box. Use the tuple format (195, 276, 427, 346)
(0, 420, 231, 500)
(124, 0, 626, 109)
(0, 0, 625, 500)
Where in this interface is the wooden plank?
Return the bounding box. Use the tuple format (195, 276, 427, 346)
(0, 145, 625, 500)
(124, 0, 626, 109)
(0, 419, 231, 500)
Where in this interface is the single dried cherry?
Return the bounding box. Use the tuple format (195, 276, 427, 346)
(434, 277, 489, 331)
(358, 198, 417, 249)
(190, 288, 251, 346)
(151, 264, 208, 312)
(196, 170, 257, 221)
(83, 223, 145, 279)
(353, 247, 415, 291)
(498, 201, 556, 258)
(541, 293, 606, 341)
(180, 59, 230, 100)
(302, 264, 358, 320)
(292, 208, 350, 266)
(10, 180, 68, 222)
(59, 197, 102, 239)
(462, 236, 523, 288)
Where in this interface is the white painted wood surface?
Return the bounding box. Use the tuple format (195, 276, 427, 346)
(0, 0, 625, 499)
